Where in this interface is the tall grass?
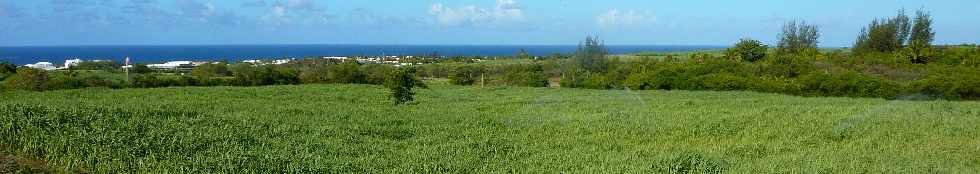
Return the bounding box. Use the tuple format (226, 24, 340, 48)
(1, 84, 979, 173)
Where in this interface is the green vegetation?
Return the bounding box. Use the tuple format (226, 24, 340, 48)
(2, 84, 979, 172)
(725, 39, 768, 62)
(3, 68, 49, 91)
(854, 9, 935, 63)
(776, 20, 821, 56)
(384, 67, 425, 105)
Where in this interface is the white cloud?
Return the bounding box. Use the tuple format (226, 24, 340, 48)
(597, 9, 656, 28)
(429, 0, 525, 27)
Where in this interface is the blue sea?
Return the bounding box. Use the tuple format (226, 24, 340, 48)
(0, 45, 724, 65)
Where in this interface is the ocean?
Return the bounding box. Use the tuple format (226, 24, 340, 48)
(0, 45, 724, 65)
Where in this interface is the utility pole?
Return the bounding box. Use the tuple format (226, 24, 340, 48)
(124, 57, 131, 82)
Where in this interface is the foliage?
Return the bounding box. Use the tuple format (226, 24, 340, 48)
(0, 61, 16, 81)
(3, 84, 980, 172)
(908, 10, 935, 63)
(73, 61, 121, 71)
(572, 36, 609, 73)
(384, 67, 425, 105)
(331, 61, 365, 84)
(501, 64, 548, 87)
(853, 13, 908, 54)
(777, 20, 820, 56)
(191, 63, 230, 85)
(798, 70, 905, 98)
(3, 68, 50, 91)
(725, 39, 768, 62)
(911, 66, 980, 100)
(449, 65, 484, 86)
(132, 64, 154, 74)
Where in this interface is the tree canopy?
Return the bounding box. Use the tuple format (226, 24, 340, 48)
(777, 20, 820, 56)
(572, 36, 609, 73)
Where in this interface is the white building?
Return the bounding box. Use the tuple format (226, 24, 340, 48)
(273, 59, 292, 65)
(323, 56, 348, 60)
(25, 62, 57, 70)
(147, 61, 194, 71)
(243, 59, 261, 64)
(64, 59, 83, 68)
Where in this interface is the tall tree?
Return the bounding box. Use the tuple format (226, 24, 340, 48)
(572, 36, 609, 73)
(853, 9, 912, 54)
(909, 9, 935, 63)
(777, 20, 820, 56)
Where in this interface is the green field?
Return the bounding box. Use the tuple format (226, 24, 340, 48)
(2, 84, 980, 173)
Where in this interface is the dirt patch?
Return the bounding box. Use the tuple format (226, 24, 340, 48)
(0, 153, 55, 174)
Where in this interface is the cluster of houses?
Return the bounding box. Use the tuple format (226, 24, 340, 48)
(20, 55, 430, 71)
(23, 59, 110, 70)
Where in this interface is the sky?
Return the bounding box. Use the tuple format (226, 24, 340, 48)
(0, 0, 977, 46)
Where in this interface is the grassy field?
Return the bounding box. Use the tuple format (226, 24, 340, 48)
(2, 84, 979, 173)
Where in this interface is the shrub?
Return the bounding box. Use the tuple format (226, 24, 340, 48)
(695, 73, 753, 91)
(559, 69, 588, 88)
(911, 66, 980, 100)
(73, 61, 121, 71)
(330, 61, 365, 84)
(384, 67, 425, 105)
(725, 39, 768, 62)
(0, 61, 16, 81)
(3, 68, 50, 91)
(798, 70, 904, 98)
(360, 64, 395, 85)
(449, 65, 483, 86)
(502, 64, 548, 87)
(191, 63, 231, 85)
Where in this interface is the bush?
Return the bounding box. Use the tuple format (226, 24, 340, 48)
(384, 68, 425, 105)
(3, 68, 50, 91)
(502, 64, 548, 87)
(360, 64, 395, 85)
(694, 73, 754, 91)
(911, 66, 980, 100)
(725, 39, 768, 62)
(330, 61, 365, 84)
(0, 61, 16, 81)
(798, 70, 904, 98)
(73, 61, 121, 71)
(449, 65, 483, 86)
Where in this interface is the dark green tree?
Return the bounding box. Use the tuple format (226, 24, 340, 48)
(230, 63, 258, 86)
(330, 60, 365, 83)
(3, 67, 50, 91)
(0, 61, 17, 81)
(191, 63, 230, 85)
(853, 9, 912, 54)
(777, 20, 820, 56)
(725, 39, 769, 62)
(909, 9, 935, 63)
(384, 67, 426, 105)
(449, 65, 483, 85)
(572, 36, 609, 73)
(133, 64, 153, 74)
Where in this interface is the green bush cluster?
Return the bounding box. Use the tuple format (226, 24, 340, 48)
(440, 63, 549, 87)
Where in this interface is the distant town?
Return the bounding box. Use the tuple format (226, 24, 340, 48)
(21, 55, 498, 71)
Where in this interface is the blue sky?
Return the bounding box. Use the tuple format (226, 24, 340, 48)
(0, 0, 977, 46)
